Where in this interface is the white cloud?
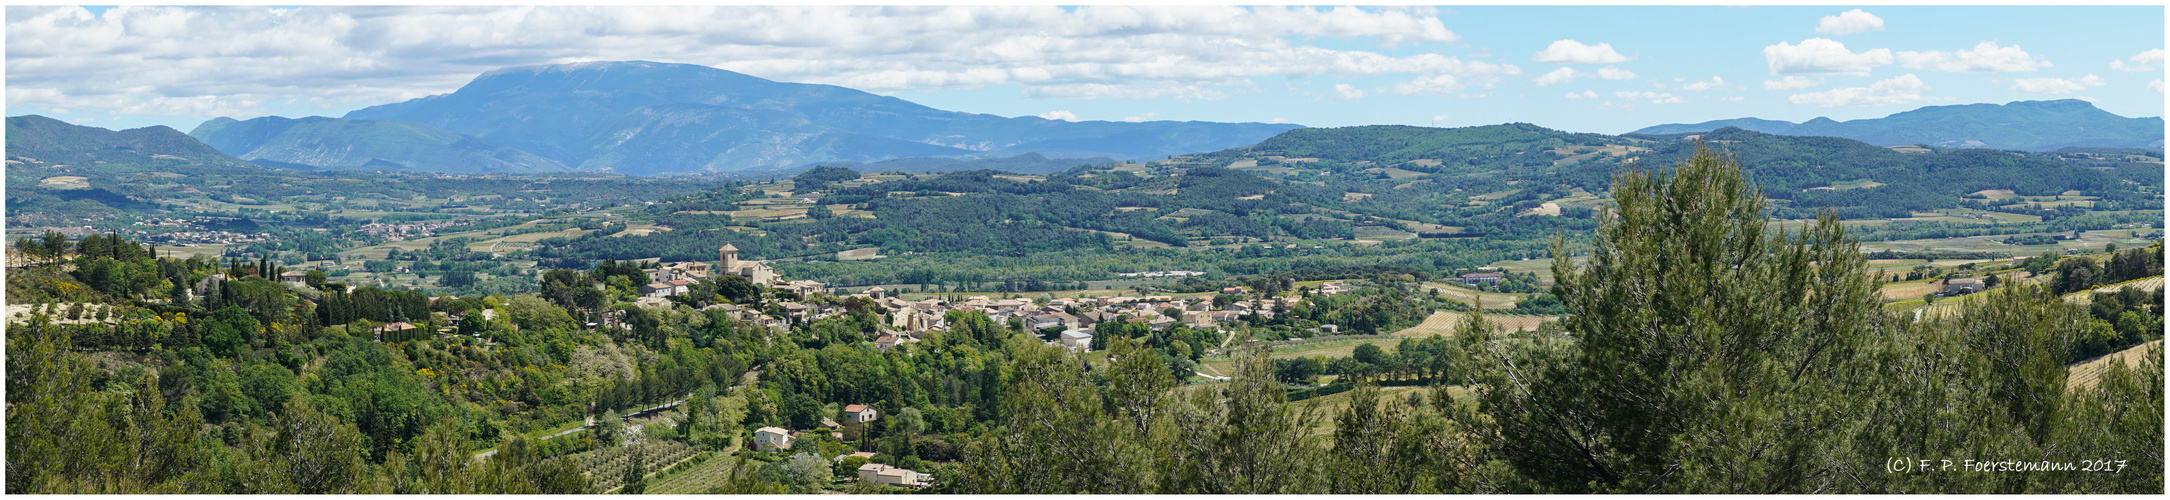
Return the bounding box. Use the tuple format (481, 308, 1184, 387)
(1533, 39, 1630, 64)
(1334, 83, 1367, 99)
(1431, 114, 1449, 122)
(2011, 74, 2106, 94)
(1599, 100, 1634, 111)
(1897, 42, 2049, 72)
(2111, 49, 2164, 71)
(1268, 117, 1291, 124)
(1717, 96, 1746, 102)
(1120, 112, 1159, 122)
(1815, 9, 1885, 35)
(1037, 110, 1079, 121)
(1533, 67, 1580, 86)
(1787, 74, 1928, 107)
(1024, 83, 1234, 101)
(1676, 76, 1731, 92)
(4, 5, 1502, 120)
(1762, 76, 1822, 90)
(1565, 90, 1599, 100)
(1763, 38, 1892, 76)
(1532, 65, 1633, 86)
(2151, 80, 2164, 94)
(1614, 91, 1683, 104)
(1390, 74, 1466, 95)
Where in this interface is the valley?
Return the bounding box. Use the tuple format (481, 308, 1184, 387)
(7, 82, 2163, 497)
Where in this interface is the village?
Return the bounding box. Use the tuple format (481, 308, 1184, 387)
(622, 245, 1350, 357)
(554, 244, 1375, 489)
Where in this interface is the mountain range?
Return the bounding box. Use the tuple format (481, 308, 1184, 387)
(190, 115, 572, 173)
(1630, 99, 2164, 151)
(211, 60, 1290, 175)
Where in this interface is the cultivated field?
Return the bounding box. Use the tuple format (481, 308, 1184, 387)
(2065, 276, 2165, 305)
(2067, 340, 2161, 390)
(1394, 310, 1553, 337)
(1420, 282, 1525, 309)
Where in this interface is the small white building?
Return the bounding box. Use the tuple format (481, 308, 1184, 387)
(843, 404, 879, 423)
(1059, 329, 1093, 351)
(857, 463, 925, 488)
(752, 426, 793, 452)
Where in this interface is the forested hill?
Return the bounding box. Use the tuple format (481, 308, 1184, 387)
(535, 120, 2161, 271)
(1624, 127, 2157, 218)
(6, 114, 257, 168)
(1179, 122, 2161, 219)
(1218, 123, 1618, 164)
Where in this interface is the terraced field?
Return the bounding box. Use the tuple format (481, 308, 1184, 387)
(2067, 340, 2161, 390)
(2066, 276, 2165, 305)
(578, 440, 700, 493)
(645, 448, 742, 494)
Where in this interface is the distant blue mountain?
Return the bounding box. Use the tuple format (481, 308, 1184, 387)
(189, 116, 570, 173)
(1629, 117, 1799, 135)
(340, 60, 1302, 174)
(1629, 100, 2163, 151)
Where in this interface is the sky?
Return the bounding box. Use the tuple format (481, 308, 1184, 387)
(5, 5, 2164, 135)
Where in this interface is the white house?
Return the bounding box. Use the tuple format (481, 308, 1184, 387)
(752, 426, 793, 452)
(857, 463, 925, 488)
(1059, 329, 1093, 351)
(843, 404, 879, 423)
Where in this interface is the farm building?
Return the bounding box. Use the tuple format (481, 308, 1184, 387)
(843, 404, 878, 423)
(752, 427, 793, 452)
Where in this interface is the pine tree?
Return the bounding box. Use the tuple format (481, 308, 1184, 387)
(1467, 142, 1884, 493)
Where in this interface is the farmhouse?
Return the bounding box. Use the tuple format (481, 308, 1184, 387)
(752, 426, 793, 452)
(857, 463, 928, 488)
(874, 334, 904, 352)
(843, 404, 879, 423)
(279, 271, 307, 283)
(1944, 278, 1986, 295)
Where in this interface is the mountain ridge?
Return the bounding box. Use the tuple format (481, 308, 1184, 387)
(1628, 99, 2164, 151)
(338, 60, 1302, 174)
(188, 115, 572, 173)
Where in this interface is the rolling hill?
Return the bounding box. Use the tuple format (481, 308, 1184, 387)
(6, 114, 251, 168)
(1630, 99, 2164, 151)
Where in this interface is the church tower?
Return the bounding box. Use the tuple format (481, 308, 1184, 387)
(720, 243, 740, 273)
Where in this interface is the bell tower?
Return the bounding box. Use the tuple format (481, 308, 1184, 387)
(720, 243, 740, 273)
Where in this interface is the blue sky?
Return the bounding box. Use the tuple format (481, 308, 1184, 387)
(7, 5, 2163, 135)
